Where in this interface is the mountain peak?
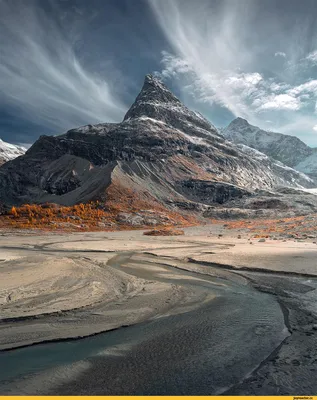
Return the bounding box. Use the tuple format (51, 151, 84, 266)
(144, 73, 161, 85)
(142, 74, 180, 101)
(123, 74, 181, 121)
(123, 74, 218, 136)
(230, 117, 250, 127)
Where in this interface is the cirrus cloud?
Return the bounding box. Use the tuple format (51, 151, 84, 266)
(149, 0, 317, 145)
(0, 0, 128, 135)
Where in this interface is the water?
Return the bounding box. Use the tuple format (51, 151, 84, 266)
(0, 268, 288, 395)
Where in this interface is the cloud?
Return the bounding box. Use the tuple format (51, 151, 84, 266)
(255, 93, 301, 111)
(157, 51, 265, 119)
(270, 82, 290, 92)
(275, 52, 286, 58)
(287, 80, 317, 96)
(225, 72, 262, 87)
(149, 0, 317, 144)
(313, 125, 317, 132)
(158, 50, 301, 115)
(0, 0, 127, 133)
(159, 51, 192, 78)
(306, 50, 317, 64)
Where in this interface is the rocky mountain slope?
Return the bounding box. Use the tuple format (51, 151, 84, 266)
(295, 150, 317, 178)
(0, 139, 25, 166)
(222, 118, 313, 168)
(0, 75, 314, 220)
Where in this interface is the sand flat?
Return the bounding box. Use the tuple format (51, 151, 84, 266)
(1, 225, 317, 350)
(188, 239, 317, 276)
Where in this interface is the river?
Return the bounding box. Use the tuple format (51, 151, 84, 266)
(0, 255, 289, 395)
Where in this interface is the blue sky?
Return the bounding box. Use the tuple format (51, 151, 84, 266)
(1, 0, 317, 146)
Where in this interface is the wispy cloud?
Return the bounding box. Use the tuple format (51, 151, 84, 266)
(275, 52, 286, 58)
(0, 0, 127, 133)
(306, 50, 317, 64)
(158, 50, 303, 116)
(149, 0, 317, 144)
(288, 80, 317, 96)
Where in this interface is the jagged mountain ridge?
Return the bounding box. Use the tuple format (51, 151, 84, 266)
(0, 75, 314, 212)
(222, 117, 313, 168)
(0, 138, 26, 166)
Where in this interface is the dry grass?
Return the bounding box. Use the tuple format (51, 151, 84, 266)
(143, 227, 185, 236)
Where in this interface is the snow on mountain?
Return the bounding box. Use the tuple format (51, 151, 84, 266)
(222, 118, 313, 168)
(0, 139, 26, 165)
(124, 74, 220, 142)
(300, 188, 317, 195)
(295, 150, 317, 176)
(236, 144, 314, 188)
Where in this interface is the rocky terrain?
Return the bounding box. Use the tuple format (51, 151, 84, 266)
(296, 151, 317, 179)
(0, 75, 315, 230)
(0, 139, 25, 166)
(222, 117, 313, 168)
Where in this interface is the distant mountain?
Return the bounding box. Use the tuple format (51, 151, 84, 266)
(222, 118, 313, 168)
(0, 75, 314, 215)
(295, 150, 317, 178)
(0, 139, 26, 166)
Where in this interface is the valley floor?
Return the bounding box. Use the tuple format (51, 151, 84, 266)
(1, 224, 317, 394)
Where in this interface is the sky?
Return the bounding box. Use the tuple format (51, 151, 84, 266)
(1, 0, 317, 147)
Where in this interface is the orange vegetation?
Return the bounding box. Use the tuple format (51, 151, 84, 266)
(0, 181, 198, 232)
(213, 214, 317, 238)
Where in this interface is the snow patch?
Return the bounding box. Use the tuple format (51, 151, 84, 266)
(0, 139, 26, 163)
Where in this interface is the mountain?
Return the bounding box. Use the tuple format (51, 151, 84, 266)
(0, 75, 314, 218)
(222, 117, 313, 168)
(0, 139, 26, 166)
(295, 150, 317, 178)
(235, 143, 313, 186)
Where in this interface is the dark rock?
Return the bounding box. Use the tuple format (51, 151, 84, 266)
(177, 180, 251, 205)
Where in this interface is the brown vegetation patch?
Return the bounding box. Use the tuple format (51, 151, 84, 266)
(143, 227, 185, 236)
(213, 214, 317, 238)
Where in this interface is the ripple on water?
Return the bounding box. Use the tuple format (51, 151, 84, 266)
(0, 273, 288, 395)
